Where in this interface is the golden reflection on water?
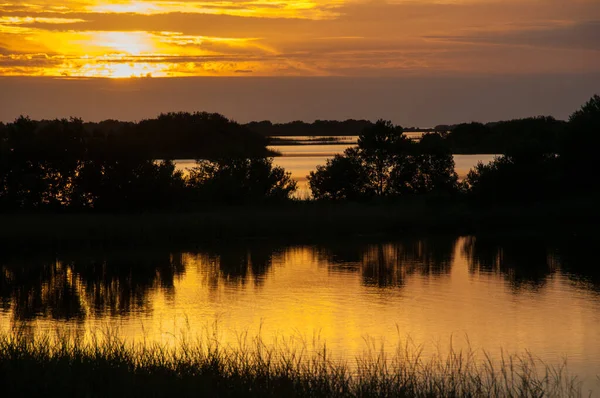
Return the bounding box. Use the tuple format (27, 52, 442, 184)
(2, 237, 600, 387)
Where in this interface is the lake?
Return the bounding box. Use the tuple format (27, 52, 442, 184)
(175, 141, 497, 197)
(1, 236, 599, 393)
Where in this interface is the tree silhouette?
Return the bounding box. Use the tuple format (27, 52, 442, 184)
(308, 120, 458, 200)
(187, 158, 297, 204)
(560, 94, 600, 193)
(0, 114, 295, 211)
(464, 94, 599, 202)
(309, 150, 372, 200)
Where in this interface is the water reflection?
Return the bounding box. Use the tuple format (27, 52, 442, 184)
(462, 237, 557, 291)
(553, 238, 600, 293)
(0, 257, 86, 322)
(4, 237, 600, 324)
(316, 238, 455, 288)
(186, 243, 283, 289)
(0, 250, 185, 321)
(2, 236, 599, 390)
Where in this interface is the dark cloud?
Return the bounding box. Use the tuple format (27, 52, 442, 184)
(425, 21, 600, 51)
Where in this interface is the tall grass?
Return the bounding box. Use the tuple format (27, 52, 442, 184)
(0, 328, 587, 397)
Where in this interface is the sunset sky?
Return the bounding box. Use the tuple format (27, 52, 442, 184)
(0, 0, 599, 123)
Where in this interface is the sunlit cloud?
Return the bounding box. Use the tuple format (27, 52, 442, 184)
(90, 1, 344, 19)
(0, 0, 598, 78)
(0, 16, 87, 24)
(0, 0, 344, 19)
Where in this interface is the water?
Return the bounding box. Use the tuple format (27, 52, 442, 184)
(175, 142, 497, 197)
(1, 236, 599, 393)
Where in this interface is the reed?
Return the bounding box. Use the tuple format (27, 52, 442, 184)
(0, 328, 587, 397)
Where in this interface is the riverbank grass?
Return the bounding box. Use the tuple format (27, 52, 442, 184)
(0, 330, 585, 397)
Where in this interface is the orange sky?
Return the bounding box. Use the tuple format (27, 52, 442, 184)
(1, 0, 599, 78)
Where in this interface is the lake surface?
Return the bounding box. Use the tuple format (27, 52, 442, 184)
(1, 236, 599, 393)
(175, 142, 497, 197)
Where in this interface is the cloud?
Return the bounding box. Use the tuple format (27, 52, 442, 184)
(425, 21, 600, 51)
(0, 1, 344, 20)
(0, 0, 599, 77)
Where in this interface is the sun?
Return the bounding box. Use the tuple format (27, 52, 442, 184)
(91, 1, 160, 14)
(91, 31, 155, 55)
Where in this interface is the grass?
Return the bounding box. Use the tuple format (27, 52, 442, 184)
(0, 196, 598, 249)
(0, 328, 587, 398)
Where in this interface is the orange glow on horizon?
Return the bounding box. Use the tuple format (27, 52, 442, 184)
(0, 0, 597, 78)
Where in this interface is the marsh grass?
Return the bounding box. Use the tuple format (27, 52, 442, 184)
(0, 327, 587, 397)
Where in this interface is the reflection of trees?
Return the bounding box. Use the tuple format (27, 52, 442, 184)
(190, 243, 281, 289)
(0, 250, 184, 322)
(0, 243, 283, 323)
(65, 251, 184, 316)
(317, 237, 456, 288)
(552, 239, 600, 292)
(0, 256, 85, 321)
(462, 237, 555, 290)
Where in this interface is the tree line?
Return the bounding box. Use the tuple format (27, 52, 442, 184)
(248, 117, 568, 156)
(310, 95, 599, 202)
(0, 95, 598, 211)
(0, 113, 294, 211)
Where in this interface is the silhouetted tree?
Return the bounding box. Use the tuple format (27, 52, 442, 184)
(72, 159, 186, 211)
(308, 120, 458, 200)
(464, 153, 561, 203)
(392, 133, 458, 194)
(445, 117, 565, 154)
(247, 119, 373, 137)
(464, 95, 599, 202)
(309, 150, 372, 200)
(0, 114, 295, 211)
(187, 158, 296, 203)
(560, 94, 600, 193)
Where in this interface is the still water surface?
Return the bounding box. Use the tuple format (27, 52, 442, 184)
(1, 237, 599, 392)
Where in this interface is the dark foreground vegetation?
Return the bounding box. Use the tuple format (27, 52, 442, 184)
(0, 331, 584, 397)
(0, 95, 598, 230)
(1, 197, 597, 248)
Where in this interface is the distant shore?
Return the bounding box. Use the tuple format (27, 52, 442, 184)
(1, 197, 597, 248)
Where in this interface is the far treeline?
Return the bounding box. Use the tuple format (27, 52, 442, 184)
(0, 112, 572, 157)
(0, 95, 598, 211)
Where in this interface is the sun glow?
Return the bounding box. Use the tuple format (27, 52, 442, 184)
(89, 31, 156, 55)
(2, 0, 594, 78)
(0, 23, 276, 78)
(91, 1, 160, 14)
(87, 0, 341, 19)
(76, 61, 168, 78)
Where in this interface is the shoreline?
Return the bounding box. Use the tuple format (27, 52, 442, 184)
(1, 198, 597, 248)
